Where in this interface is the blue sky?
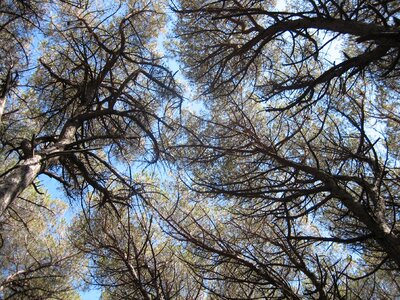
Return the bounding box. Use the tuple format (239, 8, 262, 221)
(80, 290, 102, 300)
(39, 175, 102, 300)
(32, 5, 181, 298)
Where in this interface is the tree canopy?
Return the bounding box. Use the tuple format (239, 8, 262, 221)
(1, 0, 400, 299)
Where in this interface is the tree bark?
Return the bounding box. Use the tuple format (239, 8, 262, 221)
(0, 119, 80, 217)
(0, 95, 6, 123)
(0, 67, 13, 123)
(0, 155, 43, 217)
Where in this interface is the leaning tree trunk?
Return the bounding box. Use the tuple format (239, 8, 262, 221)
(0, 66, 15, 123)
(0, 95, 6, 123)
(0, 155, 43, 217)
(262, 147, 400, 268)
(0, 119, 80, 217)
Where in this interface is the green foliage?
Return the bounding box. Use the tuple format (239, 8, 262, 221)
(168, 0, 400, 298)
(0, 187, 83, 299)
(1, 0, 400, 299)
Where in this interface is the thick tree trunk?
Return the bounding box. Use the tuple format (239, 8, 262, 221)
(0, 155, 43, 217)
(329, 181, 400, 267)
(0, 119, 80, 218)
(0, 95, 6, 123)
(0, 67, 14, 123)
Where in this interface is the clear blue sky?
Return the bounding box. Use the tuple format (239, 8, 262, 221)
(80, 290, 102, 300)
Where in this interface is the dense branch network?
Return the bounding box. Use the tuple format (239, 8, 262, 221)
(1, 0, 400, 299)
(164, 0, 400, 298)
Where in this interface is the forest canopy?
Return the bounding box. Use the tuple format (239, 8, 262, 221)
(1, 0, 400, 299)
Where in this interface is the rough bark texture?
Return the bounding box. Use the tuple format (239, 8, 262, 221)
(0, 67, 13, 123)
(0, 96, 5, 123)
(0, 155, 42, 217)
(0, 120, 80, 217)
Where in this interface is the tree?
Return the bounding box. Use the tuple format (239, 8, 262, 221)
(0, 0, 178, 216)
(3, 0, 400, 298)
(167, 0, 400, 298)
(0, 0, 182, 297)
(0, 0, 44, 122)
(71, 195, 204, 300)
(0, 186, 82, 299)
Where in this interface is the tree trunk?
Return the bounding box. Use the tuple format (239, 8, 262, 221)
(0, 67, 14, 123)
(0, 95, 6, 123)
(0, 119, 80, 218)
(0, 155, 43, 217)
(329, 181, 400, 267)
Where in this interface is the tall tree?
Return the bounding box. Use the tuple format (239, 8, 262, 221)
(3, 0, 400, 298)
(0, 0, 178, 216)
(0, 0, 182, 296)
(168, 0, 400, 298)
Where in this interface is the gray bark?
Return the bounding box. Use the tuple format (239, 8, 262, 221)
(0, 95, 5, 123)
(0, 155, 43, 218)
(0, 68, 12, 123)
(0, 119, 80, 218)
